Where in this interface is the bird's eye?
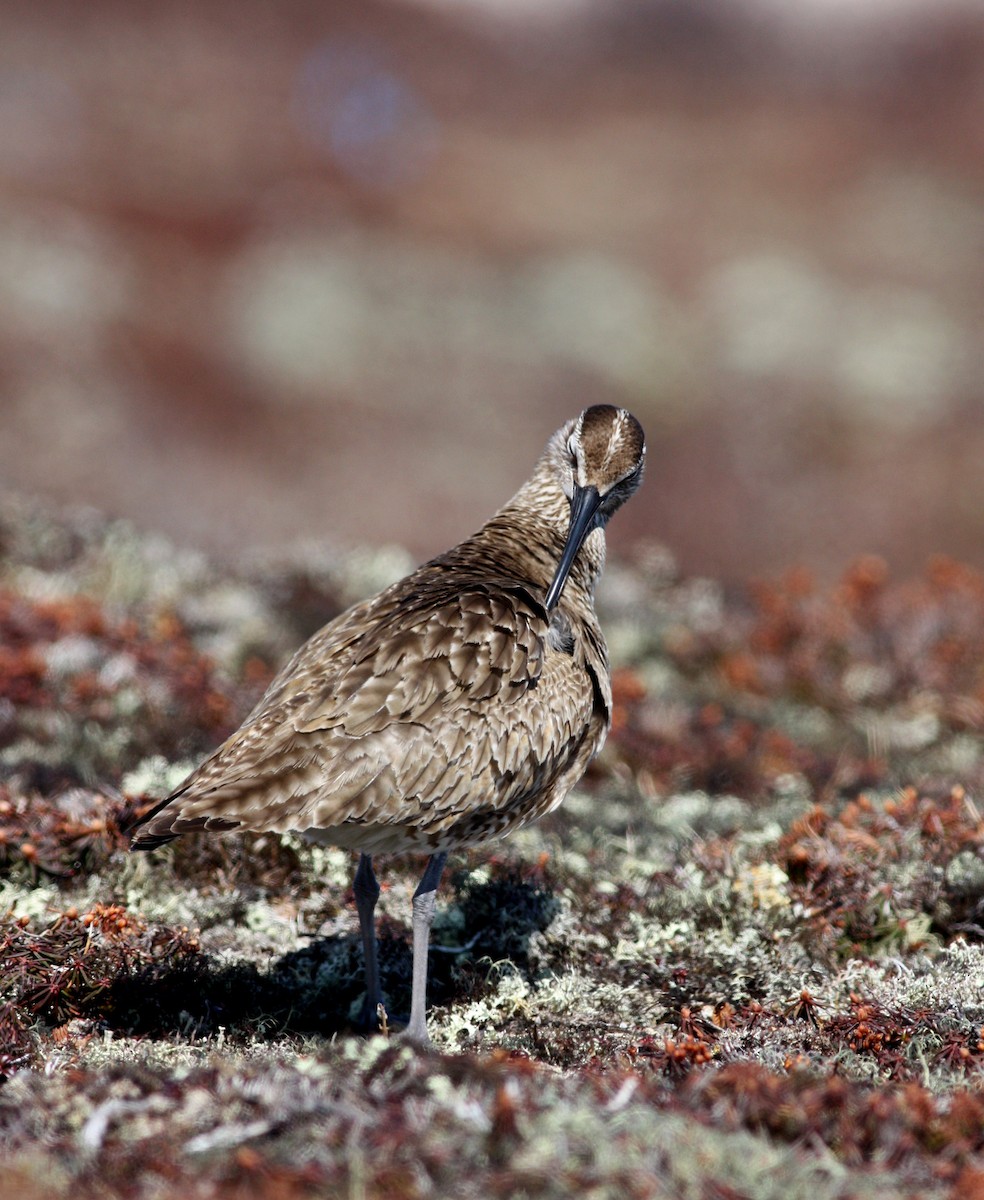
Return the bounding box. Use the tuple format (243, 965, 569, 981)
(567, 438, 578, 461)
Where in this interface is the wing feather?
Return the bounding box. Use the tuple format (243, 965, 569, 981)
(131, 575, 605, 851)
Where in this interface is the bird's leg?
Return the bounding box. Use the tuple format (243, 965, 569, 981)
(404, 852, 448, 1045)
(353, 853, 382, 1030)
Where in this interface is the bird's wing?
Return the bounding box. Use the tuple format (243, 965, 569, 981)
(292, 583, 545, 735)
(131, 581, 600, 847)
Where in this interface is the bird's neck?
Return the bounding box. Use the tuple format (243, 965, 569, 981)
(450, 466, 606, 606)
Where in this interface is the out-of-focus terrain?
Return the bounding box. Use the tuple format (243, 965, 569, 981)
(1, 0, 983, 578)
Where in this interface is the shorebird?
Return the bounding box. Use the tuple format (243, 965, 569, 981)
(131, 405, 645, 1042)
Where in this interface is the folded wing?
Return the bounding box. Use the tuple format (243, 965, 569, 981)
(130, 579, 599, 851)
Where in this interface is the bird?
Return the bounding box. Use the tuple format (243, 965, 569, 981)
(130, 404, 646, 1043)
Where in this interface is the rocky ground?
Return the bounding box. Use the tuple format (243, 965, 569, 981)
(2, 491, 984, 1198)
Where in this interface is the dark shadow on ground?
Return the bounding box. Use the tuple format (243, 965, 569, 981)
(100, 875, 560, 1041)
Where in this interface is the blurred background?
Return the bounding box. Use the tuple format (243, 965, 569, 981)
(0, 0, 982, 582)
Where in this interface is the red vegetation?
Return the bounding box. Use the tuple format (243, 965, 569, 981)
(0, 588, 231, 728)
(611, 555, 984, 805)
(0, 787, 128, 879)
(0, 587, 235, 784)
(743, 555, 984, 712)
(682, 1062, 984, 1181)
(0, 905, 203, 1076)
(780, 785, 984, 952)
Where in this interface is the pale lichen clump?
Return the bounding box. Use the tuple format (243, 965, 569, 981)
(435, 968, 535, 1048)
(732, 862, 792, 913)
(121, 756, 199, 802)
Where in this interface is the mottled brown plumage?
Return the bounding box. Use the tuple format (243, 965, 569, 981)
(131, 404, 646, 1041)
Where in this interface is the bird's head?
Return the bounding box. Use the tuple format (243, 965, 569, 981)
(545, 405, 646, 610)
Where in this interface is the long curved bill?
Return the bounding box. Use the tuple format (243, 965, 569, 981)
(545, 484, 602, 611)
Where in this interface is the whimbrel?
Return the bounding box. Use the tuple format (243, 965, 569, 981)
(131, 405, 646, 1042)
